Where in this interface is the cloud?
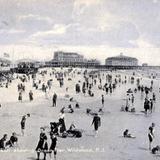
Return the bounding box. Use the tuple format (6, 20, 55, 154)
(0, 0, 160, 65)
(18, 14, 52, 24)
(32, 24, 67, 38)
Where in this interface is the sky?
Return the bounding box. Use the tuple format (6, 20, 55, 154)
(0, 0, 160, 65)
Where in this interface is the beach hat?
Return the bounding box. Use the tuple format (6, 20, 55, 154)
(152, 123, 155, 127)
(40, 127, 45, 130)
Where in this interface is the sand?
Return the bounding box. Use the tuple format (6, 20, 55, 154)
(0, 67, 160, 160)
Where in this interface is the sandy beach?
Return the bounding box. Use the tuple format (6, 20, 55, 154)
(0, 67, 160, 160)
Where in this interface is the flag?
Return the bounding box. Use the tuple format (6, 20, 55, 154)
(3, 53, 10, 58)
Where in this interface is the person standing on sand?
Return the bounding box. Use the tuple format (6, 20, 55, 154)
(36, 127, 48, 160)
(149, 99, 153, 113)
(101, 95, 104, 107)
(91, 113, 101, 136)
(29, 90, 33, 101)
(131, 94, 134, 106)
(49, 133, 57, 160)
(52, 93, 57, 107)
(153, 93, 156, 102)
(18, 91, 22, 102)
(148, 123, 155, 150)
(144, 98, 149, 115)
(20, 114, 30, 136)
(58, 110, 66, 134)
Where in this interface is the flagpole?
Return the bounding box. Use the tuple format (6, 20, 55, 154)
(12, 47, 14, 68)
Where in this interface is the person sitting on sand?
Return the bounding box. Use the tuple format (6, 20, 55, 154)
(152, 145, 160, 154)
(123, 129, 135, 138)
(6, 132, 18, 148)
(0, 134, 8, 150)
(66, 123, 82, 138)
(68, 104, 74, 113)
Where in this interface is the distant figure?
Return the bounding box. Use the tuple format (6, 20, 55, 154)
(148, 123, 155, 150)
(0, 134, 7, 150)
(149, 99, 153, 113)
(101, 95, 104, 107)
(153, 93, 156, 102)
(75, 103, 80, 108)
(144, 98, 150, 114)
(29, 90, 33, 101)
(91, 113, 101, 135)
(131, 94, 134, 106)
(18, 92, 22, 102)
(52, 93, 57, 107)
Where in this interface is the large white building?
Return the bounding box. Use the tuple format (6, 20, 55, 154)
(54, 51, 85, 64)
(49, 51, 100, 67)
(105, 53, 138, 66)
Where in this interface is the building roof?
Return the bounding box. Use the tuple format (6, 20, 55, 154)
(106, 53, 138, 61)
(16, 58, 38, 63)
(0, 57, 11, 63)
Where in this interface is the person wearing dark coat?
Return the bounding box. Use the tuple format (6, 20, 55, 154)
(18, 92, 22, 102)
(36, 127, 48, 160)
(91, 114, 101, 135)
(49, 134, 57, 160)
(52, 93, 57, 107)
(29, 90, 33, 101)
(144, 98, 150, 114)
(101, 95, 104, 107)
